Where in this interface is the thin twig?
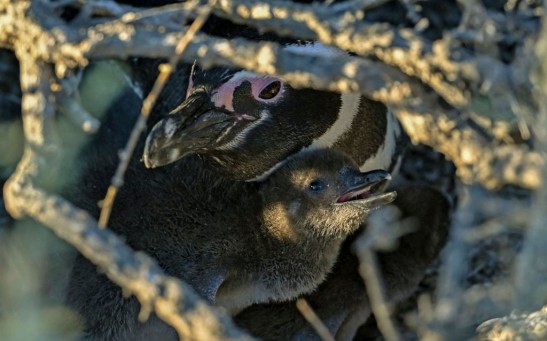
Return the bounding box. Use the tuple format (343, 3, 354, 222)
(97, 0, 217, 228)
(358, 249, 401, 341)
(295, 298, 336, 341)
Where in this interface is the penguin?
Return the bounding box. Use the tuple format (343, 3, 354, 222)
(143, 43, 404, 181)
(64, 42, 448, 340)
(234, 184, 451, 341)
(66, 135, 396, 340)
(138, 43, 450, 340)
(215, 149, 396, 313)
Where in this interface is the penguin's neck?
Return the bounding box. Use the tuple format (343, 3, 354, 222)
(252, 222, 342, 303)
(257, 202, 343, 276)
(327, 95, 400, 172)
(246, 96, 403, 182)
(215, 211, 344, 314)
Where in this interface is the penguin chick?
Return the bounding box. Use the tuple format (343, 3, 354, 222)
(216, 149, 396, 313)
(234, 184, 450, 341)
(66, 148, 395, 340)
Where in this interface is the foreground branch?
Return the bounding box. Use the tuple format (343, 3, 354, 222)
(5, 183, 253, 341)
(398, 109, 543, 190)
(212, 0, 534, 111)
(2, 2, 253, 339)
(1, 0, 542, 190)
(476, 306, 547, 340)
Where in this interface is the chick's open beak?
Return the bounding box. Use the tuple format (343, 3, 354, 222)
(336, 169, 396, 210)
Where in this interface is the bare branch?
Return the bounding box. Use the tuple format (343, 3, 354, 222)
(2, 2, 253, 339)
(353, 213, 404, 341)
(512, 11, 547, 310)
(295, 299, 335, 341)
(476, 306, 547, 340)
(211, 0, 533, 111)
(398, 109, 543, 190)
(6, 183, 253, 341)
(357, 248, 402, 341)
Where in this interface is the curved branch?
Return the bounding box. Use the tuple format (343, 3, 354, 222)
(398, 109, 543, 190)
(2, 3, 253, 338)
(5, 182, 253, 341)
(2, 1, 542, 189)
(211, 0, 534, 111)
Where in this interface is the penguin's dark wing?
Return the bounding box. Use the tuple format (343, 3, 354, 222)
(68, 257, 183, 341)
(66, 256, 145, 341)
(234, 184, 451, 341)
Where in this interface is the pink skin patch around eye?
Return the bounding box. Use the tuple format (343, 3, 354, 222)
(186, 72, 284, 112)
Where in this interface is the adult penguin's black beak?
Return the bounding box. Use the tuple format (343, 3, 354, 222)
(143, 90, 255, 169)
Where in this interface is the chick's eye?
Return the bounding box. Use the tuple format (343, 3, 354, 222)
(308, 179, 328, 192)
(258, 81, 282, 100)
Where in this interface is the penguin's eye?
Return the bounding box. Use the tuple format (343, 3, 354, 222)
(308, 179, 328, 193)
(258, 81, 282, 100)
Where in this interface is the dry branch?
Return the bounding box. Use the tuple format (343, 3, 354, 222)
(512, 10, 547, 312)
(398, 110, 543, 190)
(214, 0, 470, 107)
(356, 247, 401, 341)
(1, 1, 253, 339)
(1, 1, 542, 190)
(5, 184, 253, 341)
(211, 0, 533, 109)
(476, 306, 547, 341)
(295, 299, 336, 341)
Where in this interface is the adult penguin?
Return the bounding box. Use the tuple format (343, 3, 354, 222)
(143, 43, 403, 181)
